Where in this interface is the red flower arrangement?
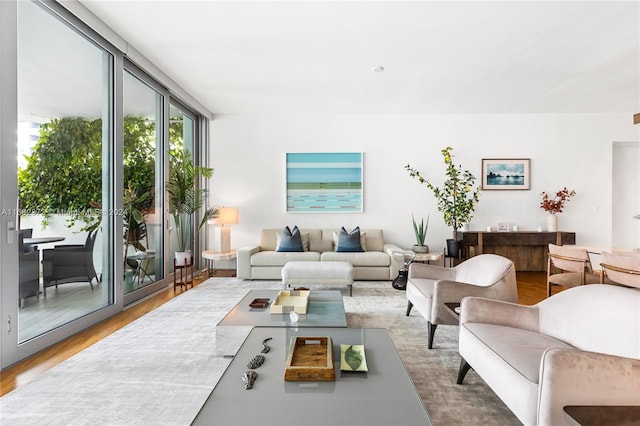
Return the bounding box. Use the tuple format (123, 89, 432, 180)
(540, 187, 576, 214)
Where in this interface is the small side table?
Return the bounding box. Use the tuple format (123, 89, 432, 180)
(444, 246, 463, 267)
(444, 302, 461, 320)
(174, 256, 194, 291)
(413, 251, 445, 266)
(202, 250, 237, 277)
(126, 251, 155, 287)
(563, 405, 640, 426)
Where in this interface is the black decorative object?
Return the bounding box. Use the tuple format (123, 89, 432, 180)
(242, 370, 258, 390)
(247, 354, 265, 369)
(392, 268, 408, 290)
(391, 251, 415, 290)
(261, 337, 272, 353)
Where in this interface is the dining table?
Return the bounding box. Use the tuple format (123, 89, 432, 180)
(566, 245, 640, 270)
(24, 236, 66, 245)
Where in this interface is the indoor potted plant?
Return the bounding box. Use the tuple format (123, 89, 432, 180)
(166, 149, 217, 266)
(406, 146, 480, 257)
(411, 214, 430, 253)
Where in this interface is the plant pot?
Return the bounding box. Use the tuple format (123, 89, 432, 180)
(412, 244, 430, 253)
(175, 250, 192, 267)
(446, 239, 461, 258)
(546, 214, 558, 232)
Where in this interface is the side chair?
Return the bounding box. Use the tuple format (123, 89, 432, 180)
(18, 230, 40, 308)
(42, 229, 100, 297)
(546, 244, 600, 297)
(599, 251, 640, 289)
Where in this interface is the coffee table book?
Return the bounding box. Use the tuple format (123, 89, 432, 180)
(284, 336, 335, 381)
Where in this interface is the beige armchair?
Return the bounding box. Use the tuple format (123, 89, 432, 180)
(547, 244, 600, 297)
(406, 253, 518, 349)
(457, 284, 640, 425)
(600, 251, 640, 289)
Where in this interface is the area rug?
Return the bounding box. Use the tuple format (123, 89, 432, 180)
(0, 278, 519, 425)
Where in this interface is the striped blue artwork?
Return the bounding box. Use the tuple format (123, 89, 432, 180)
(286, 152, 363, 212)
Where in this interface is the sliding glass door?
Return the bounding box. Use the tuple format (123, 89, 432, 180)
(1, 0, 208, 369)
(1, 0, 119, 367)
(15, 0, 116, 342)
(169, 102, 198, 273)
(122, 69, 165, 299)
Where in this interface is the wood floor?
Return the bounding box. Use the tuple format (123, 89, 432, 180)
(0, 271, 549, 397)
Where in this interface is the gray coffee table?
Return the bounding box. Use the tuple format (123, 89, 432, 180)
(193, 327, 432, 426)
(216, 290, 347, 356)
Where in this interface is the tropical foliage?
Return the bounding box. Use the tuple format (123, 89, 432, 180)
(166, 149, 216, 253)
(18, 117, 103, 229)
(19, 116, 162, 249)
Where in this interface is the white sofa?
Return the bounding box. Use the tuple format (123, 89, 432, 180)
(457, 284, 640, 426)
(237, 228, 402, 280)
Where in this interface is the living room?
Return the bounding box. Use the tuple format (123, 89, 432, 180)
(1, 1, 639, 425)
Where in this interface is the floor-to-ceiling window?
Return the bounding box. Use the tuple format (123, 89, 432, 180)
(1, 0, 209, 369)
(169, 102, 198, 273)
(123, 68, 165, 298)
(14, 0, 115, 344)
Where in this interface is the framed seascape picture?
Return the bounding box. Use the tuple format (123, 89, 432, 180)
(286, 152, 363, 213)
(482, 158, 531, 190)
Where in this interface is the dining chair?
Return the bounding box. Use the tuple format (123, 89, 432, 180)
(599, 251, 640, 289)
(19, 228, 38, 253)
(18, 230, 40, 308)
(547, 244, 600, 297)
(42, 229, 100, 297)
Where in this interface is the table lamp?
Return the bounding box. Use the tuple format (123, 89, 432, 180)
(209, 207, 238, 253)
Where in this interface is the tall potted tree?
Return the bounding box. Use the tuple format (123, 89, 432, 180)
(166, 149, 217, 265)
(405, 146, 480, 257)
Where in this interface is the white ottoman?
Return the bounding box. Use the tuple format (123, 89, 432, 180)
(282, 261, 354, 296)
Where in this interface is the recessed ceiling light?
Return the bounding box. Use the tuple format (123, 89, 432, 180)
(372, 65, 384, 72)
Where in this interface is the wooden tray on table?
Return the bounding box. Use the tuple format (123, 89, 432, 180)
(284, 336, 335, 381)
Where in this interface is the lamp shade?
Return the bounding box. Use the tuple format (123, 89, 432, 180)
(210, 207, 238, 226)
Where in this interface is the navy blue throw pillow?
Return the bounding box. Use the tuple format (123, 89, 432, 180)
(336, 226, 364, 252)
(276, 226, 304, 252)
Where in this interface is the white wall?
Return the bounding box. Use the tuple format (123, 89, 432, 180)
(612, 142, 640, 249)
(208, 114, 639, 251)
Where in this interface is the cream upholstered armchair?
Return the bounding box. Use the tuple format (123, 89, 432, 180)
(546, 244, 600, 297)
(406, 253, 518, 349)
(600, 251, 640, 289)
(457, 284, 640, 426)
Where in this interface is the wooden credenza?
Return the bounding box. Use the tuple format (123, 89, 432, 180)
(462, 231, 576, 272)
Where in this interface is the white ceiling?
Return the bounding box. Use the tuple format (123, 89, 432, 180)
(77, 0, 640, 115)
